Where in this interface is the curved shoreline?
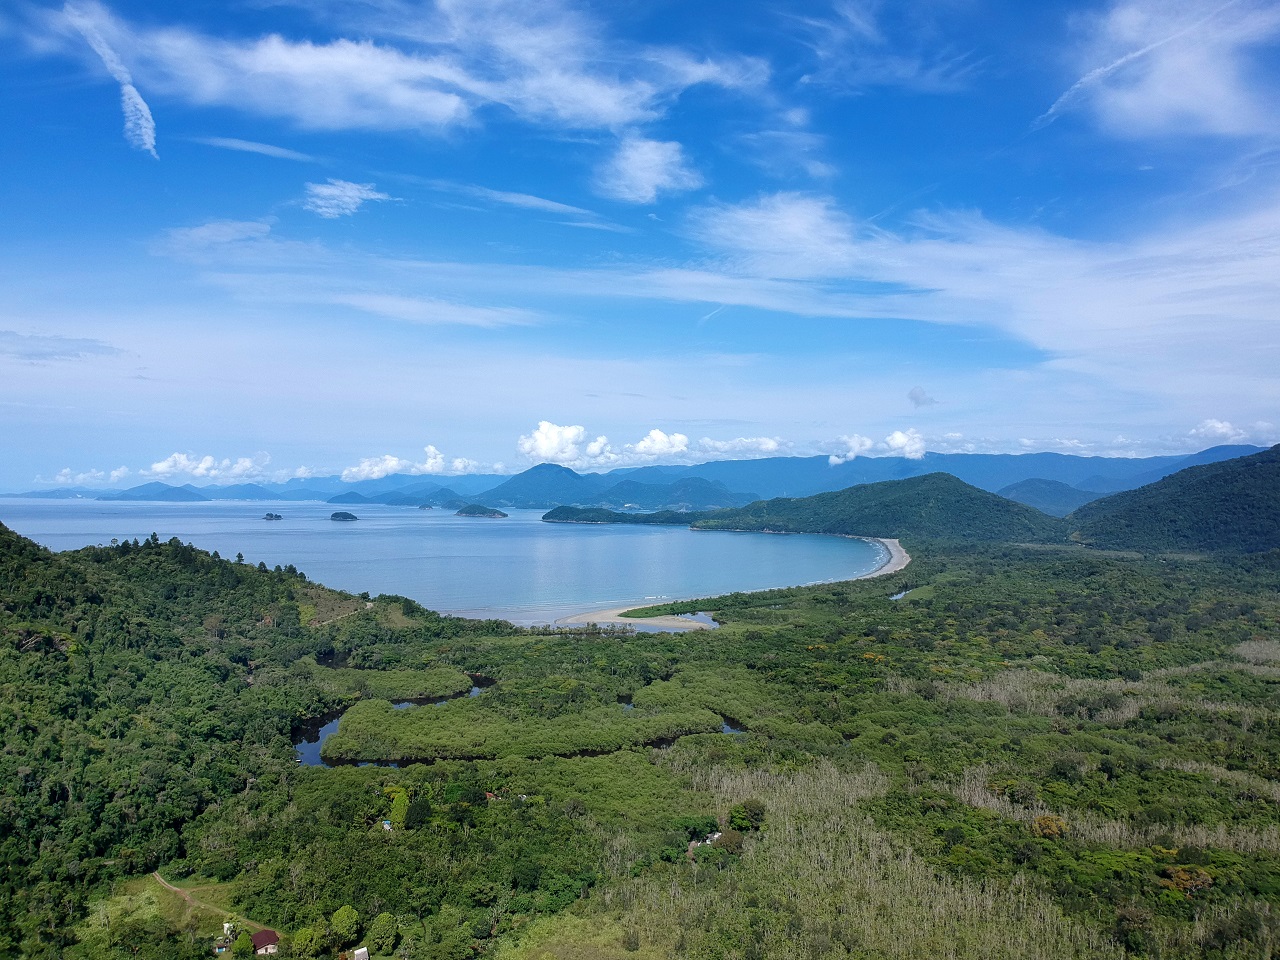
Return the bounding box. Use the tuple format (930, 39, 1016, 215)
(553, 537, 911, 632)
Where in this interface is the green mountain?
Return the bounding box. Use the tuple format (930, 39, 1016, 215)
(998, 478, 1106, 517)
(691, 473, 1065, 543)
(1069, 444, 1280, 553)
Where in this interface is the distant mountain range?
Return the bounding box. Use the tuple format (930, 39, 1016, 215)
(545, 445, 1280, 555)
(3, 444, 1263, 512)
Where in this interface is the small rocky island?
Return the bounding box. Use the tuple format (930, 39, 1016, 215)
(455, 504, 508, 518)
(330, 511, 359, 522)
(262, 512, 283, 521)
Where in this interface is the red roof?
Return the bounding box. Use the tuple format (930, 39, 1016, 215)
(250, 930, 280, 949)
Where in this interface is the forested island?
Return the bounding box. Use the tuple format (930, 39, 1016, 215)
(455, 504, 508, 518)
(3, 447, 1280, 959)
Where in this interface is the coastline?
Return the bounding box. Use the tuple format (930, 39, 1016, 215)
(554, 536, 911, 632)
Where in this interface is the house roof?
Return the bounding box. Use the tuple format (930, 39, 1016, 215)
(250, 930, 280, 948)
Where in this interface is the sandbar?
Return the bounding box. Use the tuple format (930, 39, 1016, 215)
(554, 536, 911, 632)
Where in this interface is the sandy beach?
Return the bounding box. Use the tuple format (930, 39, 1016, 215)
(554, 536, 912, 632)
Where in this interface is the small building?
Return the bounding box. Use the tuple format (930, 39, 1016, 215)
(353, 949, 371, 960)
(251, 930, 281, 955)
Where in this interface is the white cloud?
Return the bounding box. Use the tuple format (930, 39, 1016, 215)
(145, 452, 270, 480)
(1042, 0, 1280, 137)
(795, 1, 979, 94)
(42, 1, 763, 136)
(631, 428, 690, 458)
(164, 219, 273, 249)
(885, 429, 926, 459)
(827, 434, 874, 466)
(517, 421, 715, 469)
(698, 436, 784, 458)
(340, 443, 474, 480)
(192, 136, 315, 161)
(827, 430, 926, 463)
(596, 138, 702, 204)
(460, 185, 594, 216)
(517, 421, 595, 464)
(303, 179, 391, 218)
(331, 293, 536, 327)
(688, 192, 857, 278)
(63, 1, 157, 157)
(1189, 418, 1248, 443)
(738, 129, 836, 180)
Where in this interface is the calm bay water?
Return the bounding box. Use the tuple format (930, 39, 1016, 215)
(0, 499, 886, 624)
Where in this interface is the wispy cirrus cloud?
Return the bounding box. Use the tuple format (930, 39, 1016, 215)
(62, 1, 157, 156)
(0, 329, 121, 361)
(1040, 0, 1280, 137)
(39, 0, 765, 136)
(793, 0, 980, 94)
(190, 136, 316, 162)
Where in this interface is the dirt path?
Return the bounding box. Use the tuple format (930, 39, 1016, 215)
(150, 872, 265, 931)
(312, 599, 375, 628)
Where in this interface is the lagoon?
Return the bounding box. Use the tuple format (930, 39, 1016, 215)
(0, 499, 886, 624)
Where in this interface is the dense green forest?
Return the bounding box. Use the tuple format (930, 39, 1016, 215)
(1070, 445, 1280, 553)
(4, 474, 1280, 959)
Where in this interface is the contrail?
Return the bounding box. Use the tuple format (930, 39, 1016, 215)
(1034, 0, 1247, 129)
(64, 2, 158, 157)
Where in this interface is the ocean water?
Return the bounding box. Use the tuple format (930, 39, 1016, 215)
(0, 499, 886, 624)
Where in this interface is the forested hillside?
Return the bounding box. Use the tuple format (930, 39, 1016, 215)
(1070, 445, 1280, 553)
(691, 472, 1066, 543)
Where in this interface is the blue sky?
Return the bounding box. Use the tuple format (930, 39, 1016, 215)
(2, 0, 1279, 488)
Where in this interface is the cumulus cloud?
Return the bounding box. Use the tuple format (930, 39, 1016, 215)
(698, 436, 785, 458)
(303, 179, 391, 218)
(596, 138, 702, 204)
(43, 465, 129, 486)
(517, 421, 596, 464)
(632, 428, 690, 458)
(827, 434, 874, 466)
(517, 421, 711, 469)
(1189, 418, 1248, 443)
(340, 444, 474, 481)
(828, 430, 926, 464)
(145, 452, 271, 480)
(908, 386, 939, 408)
(1040, 0, 1280, 137)
(885, 428, 926, 459)
(64, 1, 157, 156)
